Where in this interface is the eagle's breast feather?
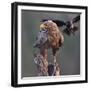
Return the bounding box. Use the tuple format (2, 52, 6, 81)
(46, 20, 64, 48)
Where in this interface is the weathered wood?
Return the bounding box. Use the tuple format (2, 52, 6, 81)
(34, 53, 60, 76)
(34, 53, 48, 76)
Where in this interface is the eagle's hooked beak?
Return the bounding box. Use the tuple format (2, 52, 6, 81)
(40, 24, 47, 30)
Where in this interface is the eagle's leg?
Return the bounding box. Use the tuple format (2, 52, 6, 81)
(53, 56, 56, 63)
(52, 49, 57, 64)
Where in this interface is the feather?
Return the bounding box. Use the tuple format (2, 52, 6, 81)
(33, 30, 48, 48)
(72, 15, 80, 23)
(52, 20, 66, 27)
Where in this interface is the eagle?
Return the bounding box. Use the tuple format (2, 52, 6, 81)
(34, 20, 64, 64)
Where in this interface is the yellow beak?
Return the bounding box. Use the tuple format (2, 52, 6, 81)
(40, 24, 46, 30)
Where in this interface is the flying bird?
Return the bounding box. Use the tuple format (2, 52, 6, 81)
(42, 15, 80, 35)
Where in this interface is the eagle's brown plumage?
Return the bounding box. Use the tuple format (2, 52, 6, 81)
(40, 20, 64, 63)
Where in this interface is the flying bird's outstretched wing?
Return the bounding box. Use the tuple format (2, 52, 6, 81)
(72, 15, 80, 23)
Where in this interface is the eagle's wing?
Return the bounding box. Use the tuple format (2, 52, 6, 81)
(33, 30, 48, 48)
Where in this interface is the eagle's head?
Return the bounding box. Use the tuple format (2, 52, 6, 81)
(40, 20, 59, 32)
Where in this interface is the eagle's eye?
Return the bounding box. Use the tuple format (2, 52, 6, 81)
(44, 23, 48, 26)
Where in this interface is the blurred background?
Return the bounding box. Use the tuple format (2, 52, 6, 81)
(21, 10, 80, 78)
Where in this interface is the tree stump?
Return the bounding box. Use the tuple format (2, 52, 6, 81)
(34, 53, 48, 76)
(34, 53, 60, 76)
